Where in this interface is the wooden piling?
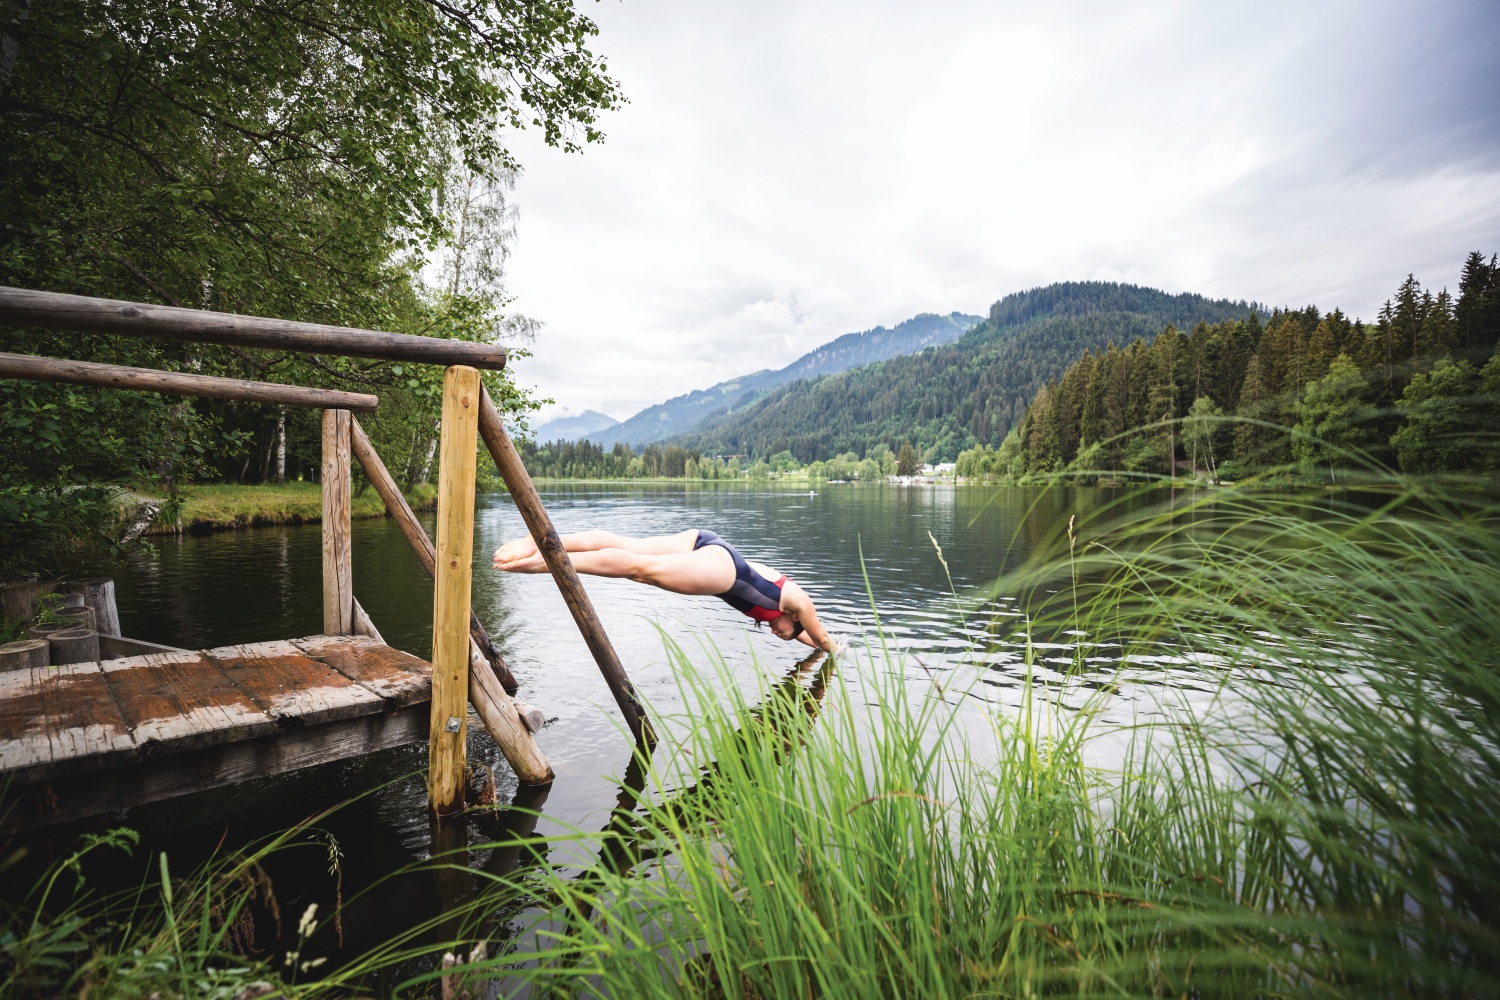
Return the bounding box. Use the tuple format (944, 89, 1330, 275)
(61, 578, 120, 637)
(430, 366, 480, 813)
(321, 409, 353, 635)
(49, 628, 100, 665)
(0, 640, 48, 671)
(54, 606, 96, 632)
(349, 415, 519, 692)
(477, 389, 655, 745)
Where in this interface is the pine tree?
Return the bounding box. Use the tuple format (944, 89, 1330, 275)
(1415, 289, 1456, 360)
(1079, 354, 1107, 452)
(896, 441, 919, 477)
(1456, 251, 1499, 359)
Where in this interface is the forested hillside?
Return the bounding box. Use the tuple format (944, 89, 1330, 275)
(963, 252, 1500, 481)
(673, 283, 1263, 462)
(589, 311, 980, 447)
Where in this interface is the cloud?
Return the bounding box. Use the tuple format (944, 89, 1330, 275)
(505, 0, 1500, 422)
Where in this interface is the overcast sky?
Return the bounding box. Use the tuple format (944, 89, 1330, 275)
(501, 0, 1500, 423)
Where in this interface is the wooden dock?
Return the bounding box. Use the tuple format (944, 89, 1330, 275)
(0, 635, 433, 831)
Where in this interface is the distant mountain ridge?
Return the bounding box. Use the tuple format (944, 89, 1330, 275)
(673, 281, 1267, 463)
(531, 409, 620, 442)
(580, 311, 982, 447)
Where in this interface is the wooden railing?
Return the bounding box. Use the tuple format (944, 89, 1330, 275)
(0, 286, 650, 813)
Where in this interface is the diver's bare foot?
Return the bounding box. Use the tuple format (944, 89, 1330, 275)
(494, 551, 547, 573)
(492, 536, 539, 568)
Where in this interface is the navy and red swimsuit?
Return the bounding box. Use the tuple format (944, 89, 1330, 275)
(694, 529, 787, 622)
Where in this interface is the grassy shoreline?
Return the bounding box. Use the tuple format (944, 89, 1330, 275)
(141, 481, 438, 535)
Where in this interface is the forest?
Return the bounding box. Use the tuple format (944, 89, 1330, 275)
(961, 252, 1500, 482)
(671, 282, 1262, 463)
(0, 0, 620, 576)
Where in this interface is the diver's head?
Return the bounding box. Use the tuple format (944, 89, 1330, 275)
(768, 613, 804, 641)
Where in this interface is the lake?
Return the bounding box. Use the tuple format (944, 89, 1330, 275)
(32, 482, 1229, 967)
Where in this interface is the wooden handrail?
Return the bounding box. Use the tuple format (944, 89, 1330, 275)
(0, 286, 507, 370)
(0, 351, 378, 411)
(478, 387, 655, 745)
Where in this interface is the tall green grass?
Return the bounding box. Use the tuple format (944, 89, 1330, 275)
(441, 480, 1500, 998)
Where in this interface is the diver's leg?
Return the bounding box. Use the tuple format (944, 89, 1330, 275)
(499, 545, 735, 596)
(494, 528, 697, 566)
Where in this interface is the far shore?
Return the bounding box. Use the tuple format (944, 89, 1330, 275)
(139, 481, 437, 535)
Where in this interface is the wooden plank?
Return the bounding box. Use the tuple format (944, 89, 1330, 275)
(322, 408, 353, 635)
(0, 286, 507, 370)
(3, 703, 428, 832)
(98, 635, 187, 658)
(102, 650, 274, 751)
(0, 665, 55, 774)
(35, 661, 136, 775)
(431, 365, 480, 813)
(478, 388, 654, 744)
(292, 634, 430, 708)
(207, 640, 382, 728)
(0, 351, 378, 412)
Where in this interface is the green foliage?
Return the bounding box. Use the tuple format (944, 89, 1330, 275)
(1390, 356, 1500, 474)
(0, 0, 619, 571)
(0, 481, 134, 579)
(1293, 353, 1377, 479)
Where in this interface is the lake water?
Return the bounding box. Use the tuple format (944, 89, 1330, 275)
(30, 482, 1227, 969)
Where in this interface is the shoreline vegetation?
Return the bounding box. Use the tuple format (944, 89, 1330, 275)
(136, 482, 438, 536)
(5, 476, 1497, 997)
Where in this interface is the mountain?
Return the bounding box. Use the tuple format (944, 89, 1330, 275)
(531, 409, 620, 442)
(672, 282, 1267, 463)
(588, 311, 982, 448)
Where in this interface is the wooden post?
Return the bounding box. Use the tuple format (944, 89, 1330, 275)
(430, 366, 480, 814)
(0, 640, 48, 671)
(322, 409, 353, 635)
(60, 579, 120, 637)
(478, 389, 655, 745)
(48, 628, 99, 665)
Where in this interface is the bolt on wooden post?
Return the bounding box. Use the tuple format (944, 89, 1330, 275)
(429, 366, 481, 814)
(321, 409, 353, 635)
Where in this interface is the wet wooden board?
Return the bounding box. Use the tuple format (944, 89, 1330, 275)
(208, 640, 383, 727)
(0, 663, 137, 783)
(37, 662, 135, 771)
(0, 637, 436, 819)
(291, 634, 430, 708)
(102, 650, 275, 752)
(0, 666, 55, 773)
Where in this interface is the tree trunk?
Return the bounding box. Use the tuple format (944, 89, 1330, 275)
(412, 420, 439, 489)
(274, 408, 287, 484)
(49, 628, 99, 665)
